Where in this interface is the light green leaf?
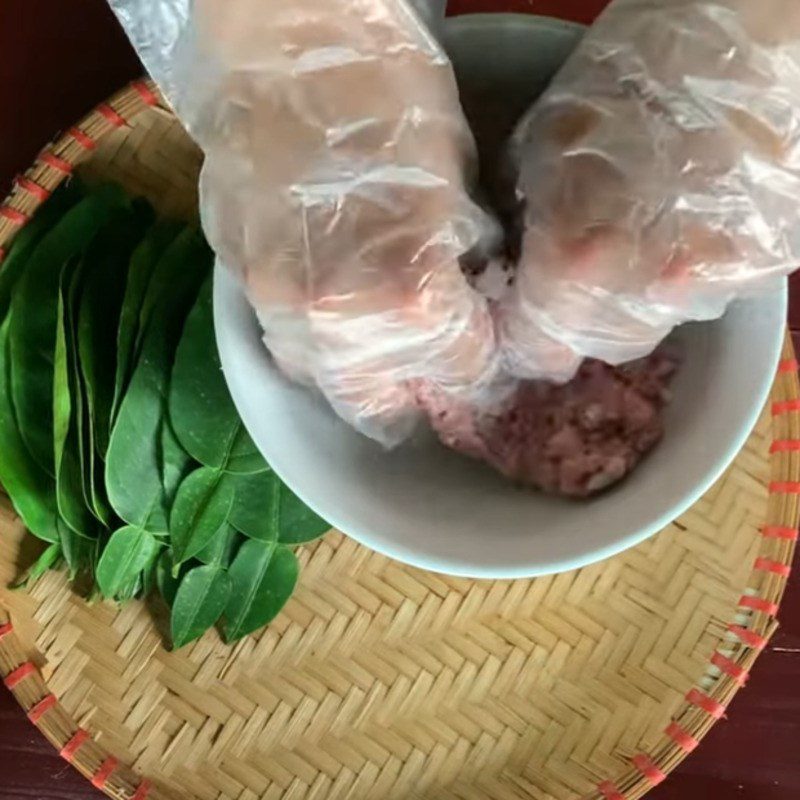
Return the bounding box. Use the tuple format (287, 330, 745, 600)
(170, 466, 235, 567)
(171, 563, 231, 649)
(96, 526, 159, 599)
(223, 540, 298, 642)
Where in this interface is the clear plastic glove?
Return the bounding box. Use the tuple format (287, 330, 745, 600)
(108, 0, 500, 445)
(501, 0, 800, 380)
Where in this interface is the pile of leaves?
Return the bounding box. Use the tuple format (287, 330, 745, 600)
(0, 181, 329, 648)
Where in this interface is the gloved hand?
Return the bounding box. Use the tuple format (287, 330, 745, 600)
(109, 0, 501, 444)
(501, 0, 800, 381)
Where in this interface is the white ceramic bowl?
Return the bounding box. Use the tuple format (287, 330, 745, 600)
(214, 14, 788, 579)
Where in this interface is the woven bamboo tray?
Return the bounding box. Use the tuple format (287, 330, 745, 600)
(0, 79, 799, 800)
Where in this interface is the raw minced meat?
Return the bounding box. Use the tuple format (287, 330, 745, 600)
(416, 351, 678, 498)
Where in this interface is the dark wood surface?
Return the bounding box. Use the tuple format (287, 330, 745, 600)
(1, 1, 798, 798)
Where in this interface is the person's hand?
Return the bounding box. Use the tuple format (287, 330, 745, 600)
(500, 0, 800, 379)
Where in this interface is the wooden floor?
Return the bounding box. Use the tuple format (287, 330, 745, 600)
(1, 1, 798, 798)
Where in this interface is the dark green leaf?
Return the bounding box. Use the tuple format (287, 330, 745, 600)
(223, 540, 299, 642)
(53, 262, 95, 537)
(113, 219, 182, 421)
(8, 185, 129, 475)
(169, 278, 267, 474)
(58, 518, 96, 579)
(230, 471, 330, 545)
(78, 199, 153, 456)
(105, 226, 212, 531)
(156, 550, 184, 607)
(170, 466, 235, 567)
(196, 523, 240, 566)
(0, 182, 82, 320)
(96, 525, 159, 599)
(0, 317, 58, 542)
(160, 417, 194, 507)
(171, 563, 231, 649)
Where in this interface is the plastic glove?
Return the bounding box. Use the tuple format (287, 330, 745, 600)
(108, 0, 500, 444)
(501, 0, 800, 381)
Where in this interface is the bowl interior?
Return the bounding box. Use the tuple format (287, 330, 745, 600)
(214, 14, 787, 579)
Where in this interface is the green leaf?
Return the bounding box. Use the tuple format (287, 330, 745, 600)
(0, 317, 58, 542)
(170, 563, 231, 649)
(96, 526, 159, 599)
(0, 182, 82, 320)
(113, 218, 182, 422)
(8, 184, 129, 475)
(78, 199, 153, 457)
(170, 466, 235, 567)
(230, 471, 330, 545)
(155, 550, 184, 607)
(160, 417, 194, 507)
(196, 523, 240, 566)
(169, 278, 267, 474)
(11, 543, 62, 589)
(53, 262, 96, 537)
(58, 518, 97, 579)
(223, 540, 299, 642)
(105, 226, 212, 531)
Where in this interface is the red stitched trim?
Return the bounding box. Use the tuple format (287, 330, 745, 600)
(762, 526, 799, 541)
(0, 247, 5, 263)
(27, 693, 57, 723)
(4, 661, 36, 689)
(778, 359, 799, 373)
(97, 104, 126, 127)
(598, 781, 624, 800)
(39, 152, 73, 174)
(770, 440, 800, 454)
(729, 624, 768, 650)
(15, 176, 51, 201)
(769, 481, 800, 494)
(739, 595, 779, 615)
(710, 651, 749, 686)
(60, 729, 89, 762)
(68, 127, 96, 150)
(772, 399, 800, 415)
(632, 754, 666, 786)
(91, 756, 119, 789)
(665, 721, 699, 753)
(0, 206, 29, 225)
(0, 622, 13, 640)
(686, 688, 726, 719)
(754, 557, 792, 577)
(131, 779, 152, 800)
(132, 81, 158, 106)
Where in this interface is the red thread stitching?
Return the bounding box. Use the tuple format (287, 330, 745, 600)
(132, 779, 152, 800)
(778, 359, 799, 373)
(15, 176, 51, 202)
(27, 694, 57, 723)
(710, 652, 749, 686)
(770, 440, 800, 454)
(4, 662, 36, 689)
(739, 595, 779, 615)
(772, 399, 800, 415)
(728, 625, 768, 650)
(762, 525, 799, 540)
(598, 781, 624, 800)
(754, 557, 792, 577)
(97, 104, 126, 127)
(686, 688, 726, 719)
(0, 206, 29, 225)
(39, 152, 73, 174)
(132, 81, 158, 106)
(665, 721, 699, 753)
(632, 754, 666, 786)
(59, 729, 89, 762)
(0, 622, 13, 640)
(769, 481, 800, 494)
(68, 127, 96, 150)
(91, 756, 119, 789)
